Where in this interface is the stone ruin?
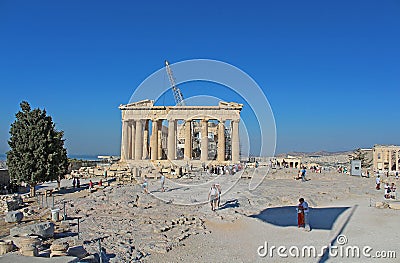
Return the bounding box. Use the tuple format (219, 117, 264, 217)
(0, 194, 23, 214)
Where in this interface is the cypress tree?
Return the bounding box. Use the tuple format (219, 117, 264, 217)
(6, 101, 68, 196)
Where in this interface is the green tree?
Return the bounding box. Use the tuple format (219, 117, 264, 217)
(6, 101, 68, 196)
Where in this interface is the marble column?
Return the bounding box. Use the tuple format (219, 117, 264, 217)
(130, 121, 136, 160)
(157, 120, 163, 160)
(150, 120, 158, 161)
(167, 119, 176, 160)
(217, 120, 225, 162)
(231, 119, 240, 163)
(184, 120, 192, 160)
(142, 120, 149, 159)
(389, 150, 392, 171)
(121, 120, 129, 160)
(135, 119, 143, 160)
(200, 119, 208, 162)
(127, 121, 132, 159)
(396, 151, 399, 171)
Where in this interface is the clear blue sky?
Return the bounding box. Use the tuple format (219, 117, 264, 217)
(0, 0, 399, 156)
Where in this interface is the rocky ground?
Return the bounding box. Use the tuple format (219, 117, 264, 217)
(1, 166, 399, 262)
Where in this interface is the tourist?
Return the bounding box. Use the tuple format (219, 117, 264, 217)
(72, 178, 76, 188)
(89, 180, 93, 189)
(376, 175, 381, 190)
(384, 183, 391, 199)
(390, 183, 397, 199)
(298, 198, 310, 231)
(396, 171, 399, 180)
(142, 179, 149, 194)
(208, 184, 218, 211)
(296, 200, 305, 228)
(301, 167, 307, 182)
(160, 174, 165, 192)
(76, 178, 80, 188)
(98, 179, 103, 187)
(215, 183, 222, 208)
(295, 170, 302, 180)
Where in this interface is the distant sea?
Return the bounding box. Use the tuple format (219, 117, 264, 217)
(0, 153, 105, 161)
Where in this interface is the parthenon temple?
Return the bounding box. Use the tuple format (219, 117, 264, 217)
(119, 100, 243, 164)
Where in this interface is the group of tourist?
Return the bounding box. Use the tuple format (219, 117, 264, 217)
(384, 182, 397, 199)
(141, 174, 165, 194)
(337, 166, 348, 174)
(375, 175, 397, 199)
(208, 164, 241, 175)
(208, 183, 222, 211)
(72, 178, 103, 189)
(296, 198, 310, 231)
(210, 165, 228, 175)
(309, 166, 322, 173)
(72, 177, 80, 188)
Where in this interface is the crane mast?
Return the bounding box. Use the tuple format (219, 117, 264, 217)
(165, 60, 185, 106)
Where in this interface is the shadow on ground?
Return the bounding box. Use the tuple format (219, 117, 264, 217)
(219, 199, 240, 210)
(249, 206, 350, 230)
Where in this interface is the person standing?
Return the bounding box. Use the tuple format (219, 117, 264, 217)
(384, 182, 391, 199)
(299, 198, 310, 231)
(160, 174, 165, 192)
(376, 175, 381, 190)
(142, 179, 149, 194)
(215, 183, 222, 208)
(89, 180, 93, 189)
(72, 178, 76, 188)
(390, 183, 397, 199)
(296, 200, 305, 228)
(301, 167, 307, 182)
(208, 184, 218, 211)
(76, 178, 80, 188)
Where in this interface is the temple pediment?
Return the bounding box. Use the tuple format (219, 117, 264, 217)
(119, 99, 155, 109)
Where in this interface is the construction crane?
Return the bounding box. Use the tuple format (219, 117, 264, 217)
(165, 60, 185, 106)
